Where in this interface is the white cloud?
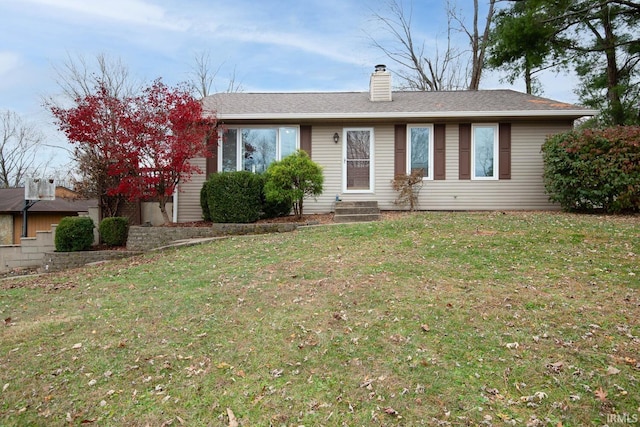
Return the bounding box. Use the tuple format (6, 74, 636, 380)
(215, 27, 367, 66)
(21, 0, 189, 31)
(0, 51, 20, 78)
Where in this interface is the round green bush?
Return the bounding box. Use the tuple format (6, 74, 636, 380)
(55, 216, 95, 252)
(99, 217, 129, 247)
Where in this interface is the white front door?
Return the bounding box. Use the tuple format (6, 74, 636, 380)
(343, 128, 374, 193)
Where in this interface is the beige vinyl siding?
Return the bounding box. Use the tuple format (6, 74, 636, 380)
(414, 121, 570, 210)
(305, 124, 398, 213)
(181, 120, 573, 219)
(176, 157, 207, 222)
(305, 121, 571, 213)
(303, 126, 343, 213)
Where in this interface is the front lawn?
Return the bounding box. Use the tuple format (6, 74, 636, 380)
(1, 212, 638, 426)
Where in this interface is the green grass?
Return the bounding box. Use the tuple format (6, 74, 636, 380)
(1, 211, 638, 426)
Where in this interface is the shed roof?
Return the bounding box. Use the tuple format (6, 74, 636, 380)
(0, 188, 97, 214)
(203, 89, 597, 121)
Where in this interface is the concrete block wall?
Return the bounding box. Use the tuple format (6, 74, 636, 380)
(0, 229, 55, 273)
(1, 222, 300, 274)
(43, 250, 141, 273)
(126, 223, 298, 252)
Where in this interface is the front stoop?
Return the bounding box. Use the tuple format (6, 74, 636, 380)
(333, 201, 381, 223)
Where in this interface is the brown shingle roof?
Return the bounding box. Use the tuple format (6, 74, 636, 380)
(203, 89, 596, 121)
(0, 188, 97, 213)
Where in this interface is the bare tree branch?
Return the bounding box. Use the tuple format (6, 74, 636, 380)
(0, 110, 45, 188)
(188, 51, 244, 97)
(368, 0, 468, 91)
(51, 52, 139, 100)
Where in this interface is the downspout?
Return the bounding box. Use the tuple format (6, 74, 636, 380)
(172, 185, 178, 223)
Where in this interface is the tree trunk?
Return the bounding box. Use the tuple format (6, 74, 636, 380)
(158, 196, 171, 225)
(600, 2, 625, 125)
(468, 0, 495, 90)
(525, 61, 533, 94)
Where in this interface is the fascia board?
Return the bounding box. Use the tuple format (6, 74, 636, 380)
(216, 110, 599, 120)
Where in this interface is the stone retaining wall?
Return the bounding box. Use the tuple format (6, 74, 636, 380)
(126, 223, 298, 252)
(43, 250, 142, 273)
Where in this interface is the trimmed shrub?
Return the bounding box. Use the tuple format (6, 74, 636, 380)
(200, 172, 292, 222)
(99, 217, 129, 247)
(264, 150, 323, 218)
(206, 171, 264, 223)
(200, 178, 213, 221)
(55, 216, 95, 252)
(542, 126, 640, 213)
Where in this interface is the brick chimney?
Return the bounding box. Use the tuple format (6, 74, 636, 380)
(369, 64, 392, 102)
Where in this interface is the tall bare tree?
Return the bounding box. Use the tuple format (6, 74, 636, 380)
(51, 52, 140, 100)
(369, 0, 467, 90)
(448, 0, 496, 90)
(0, 110, 45, 188)
(369, 0, 496, 91)
(188, 50, 244, 98)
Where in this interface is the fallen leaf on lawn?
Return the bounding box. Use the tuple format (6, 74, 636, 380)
(4, 317, 11, 325)
(547, 361, 564, 373)
(421, 324, 430, 332)
(606, 366, 620, 375)
(72, 343, 83, 349)
(217, 362, 231, 369)
(2, 383, 8, 392)
(384, 407, 399, 416)
(594, 387, 607, 402)
(227, 408, 238, 427)
(506, 342, 519, 349)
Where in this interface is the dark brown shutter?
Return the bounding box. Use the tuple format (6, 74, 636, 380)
(300, 125, 312, 157)
(499, 123, 511, 180)
(394, 124, 407, 176)
(459, 123, 471, 180)
(205, 133, 218, 176)
(434, 123, 446, 180)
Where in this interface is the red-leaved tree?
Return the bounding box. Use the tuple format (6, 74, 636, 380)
(51, 79, 217, 224)
(50, 85, 133, 217)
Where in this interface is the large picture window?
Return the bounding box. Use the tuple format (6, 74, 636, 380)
(472, 124, 498, 180)
(221, 126, 299, 173)
(407, 125, 433, 179)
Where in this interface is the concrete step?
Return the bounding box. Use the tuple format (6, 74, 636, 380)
(335, 201, 379, 208)
(333, 213, 381, 223)
(335, 207, 380, 215)
(333, 201, 380, 223)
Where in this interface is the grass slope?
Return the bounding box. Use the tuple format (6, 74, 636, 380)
(1, 212, 639, 426)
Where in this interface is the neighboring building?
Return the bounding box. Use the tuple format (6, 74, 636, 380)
(174, 66, 597, 222)
(0, 187, 97, 245)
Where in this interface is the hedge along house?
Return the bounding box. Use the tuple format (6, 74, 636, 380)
(173, 65, 597, 222)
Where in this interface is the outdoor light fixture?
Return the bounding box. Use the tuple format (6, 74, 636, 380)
(333, 132, 340, 144)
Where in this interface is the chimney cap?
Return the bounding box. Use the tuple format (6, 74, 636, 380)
(374, 64, 387, 72)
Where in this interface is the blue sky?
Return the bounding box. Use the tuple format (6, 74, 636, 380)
(0, 0, 578, 170)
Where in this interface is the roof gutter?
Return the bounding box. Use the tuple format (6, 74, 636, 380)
(215, 109, 599, 121)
